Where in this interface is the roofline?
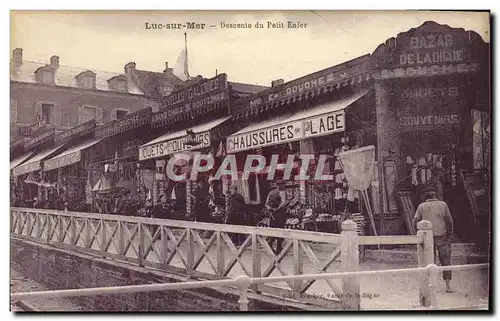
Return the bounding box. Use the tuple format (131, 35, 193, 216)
(10, 80, 150, 98)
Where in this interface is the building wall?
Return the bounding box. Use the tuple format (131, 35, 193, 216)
(10, 82, 157, 141)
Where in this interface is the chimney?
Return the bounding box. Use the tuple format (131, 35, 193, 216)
(124, 62, 136, 75)
(271, 79, 284, 87)
(12, 48, 23, 67)
(50, 55, 60, 68)
(163, 62, 172, 73)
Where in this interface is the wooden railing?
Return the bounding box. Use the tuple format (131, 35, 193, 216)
(10, 207, 452, 310)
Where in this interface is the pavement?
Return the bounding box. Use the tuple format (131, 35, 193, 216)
(10, 269, 83, 312)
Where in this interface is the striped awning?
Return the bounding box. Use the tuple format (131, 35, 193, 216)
(12, 144, 64, 177)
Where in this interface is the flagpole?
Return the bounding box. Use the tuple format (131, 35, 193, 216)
(184, 32, 189, 79)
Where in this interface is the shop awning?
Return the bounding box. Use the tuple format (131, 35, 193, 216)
(12, 144, 64, 177)
(43, 138, 101, 172)
(227, 88, 370, 153)
(139, 116, 231, 161)
(10, 152, 34, 171)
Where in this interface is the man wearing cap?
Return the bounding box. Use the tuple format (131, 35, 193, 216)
(265, 180, 288, 254)
(412, 189, 455, 293)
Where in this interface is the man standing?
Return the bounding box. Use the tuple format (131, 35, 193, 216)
(189, 180, 211, 223)
(412, 189, 455, 293)
(151, 194, 170, 237)
(265, 180, 288, 254)
(226, 185, 246, 245)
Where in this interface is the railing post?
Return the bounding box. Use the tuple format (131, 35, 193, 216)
(17, 212, 23, 235)
(58, 216, 64, 242)
(100, 219, 107, 257)
(417, 220, 434, 307)
(84, 219, 91, 248)
(251, 233, 261, 293)
(161, 225, 169, 269)
(235, 275, 252, 311)
(341, 220, 360, 311)
(117, 221, 124, 256)
(46, 214, 52, 244)
(138, 223, 144, 267)
(217, 231, 225, 278)
(292, 238, 303, 298)
(26, 212, 32, 237)
(186, 228, 194, 278)
(69, 217, 76, 246)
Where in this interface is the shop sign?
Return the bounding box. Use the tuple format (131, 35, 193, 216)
(95, 107, 152, 138)
(227, 110, 346, 153)
(24, 128, 55, 150)
(139, 131, 211, 161)
(55, 120, 96, 143)
(227, 121, 302, 153)
(162, 74, 228, 116)
(399, 114, 460, 127)
(303, 111, 345, 139)
(44, 151, 81, 172)
(235, 56, 372, 111)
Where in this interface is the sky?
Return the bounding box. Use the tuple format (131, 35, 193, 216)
(10, 10, 490, 86)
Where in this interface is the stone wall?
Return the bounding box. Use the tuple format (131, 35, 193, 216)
(10, 238, 308, 312)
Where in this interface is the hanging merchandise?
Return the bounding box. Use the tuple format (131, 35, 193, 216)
(171, 186, 177, 200)
(411, 165, 418, 185)
(337, 145, 377, 237)
(406, 156, 414, 164)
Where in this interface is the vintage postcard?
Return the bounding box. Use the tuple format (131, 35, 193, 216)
(9, 10, 491, 312)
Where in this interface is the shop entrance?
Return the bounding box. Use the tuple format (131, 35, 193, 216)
(398, 128, 471, 240)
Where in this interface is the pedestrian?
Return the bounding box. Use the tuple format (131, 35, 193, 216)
(116, 190, 132, 216)
(412, 188, 455, 293)
(189, 180, 211, 223)
(265, 180, 288, 254)
(151, 194, 171, 237)
(226, 185, 246, 246)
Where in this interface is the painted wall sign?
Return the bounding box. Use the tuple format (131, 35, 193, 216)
(95, 107, 152, 138)
(373, 22, 487, 79)
(139, 132, 211, 161)
(234, 55, 372, 112)
(167, 89, 229, 117)
(24, 128, 55, 150)
(227, 110, 346, 153)
(44, 150, 82, 171)
(400, 86, 459, 99)
(399, 114, 460, 127)
(55, 119, 96, 143)
(162, 74, 228, 115)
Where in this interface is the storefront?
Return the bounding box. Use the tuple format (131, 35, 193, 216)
(11, 128, 65, 207)
(228, 57, 377, 233)
(140, 74, 234, 217)
(371, 21, 490, 236)
(91, 107, 154, 214)
(42, 120, 99, 211)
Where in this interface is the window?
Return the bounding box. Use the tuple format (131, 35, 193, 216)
(81, 106, 97, 123)
(10, 100, 18, 123)
(116, 109, 128, 119)
(41, 103, 54, 124)
(41, 71, 53, 85)
(82, 76, 94, 89)
(116, 81, 127, 93)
